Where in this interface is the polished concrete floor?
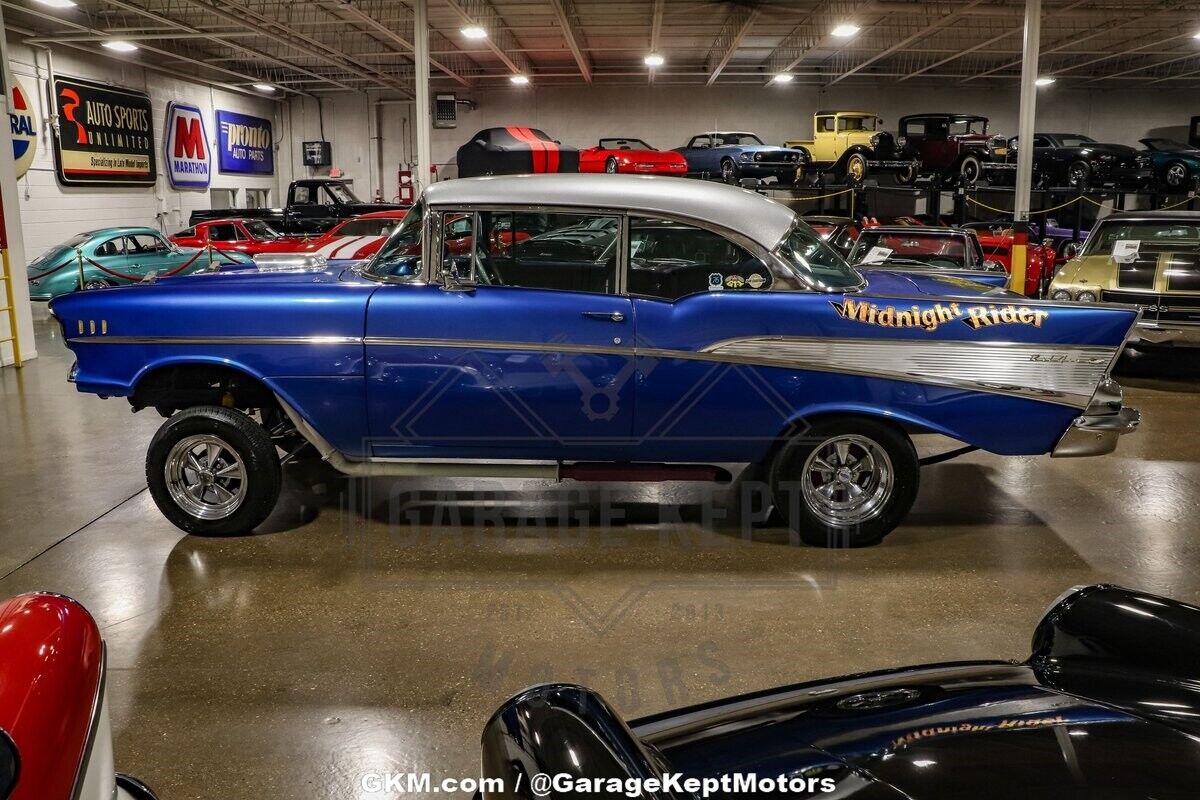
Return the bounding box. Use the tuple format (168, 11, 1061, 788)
(2, 309, 1199, 799)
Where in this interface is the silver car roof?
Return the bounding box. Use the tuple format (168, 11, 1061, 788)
(422, 174, 797, 250)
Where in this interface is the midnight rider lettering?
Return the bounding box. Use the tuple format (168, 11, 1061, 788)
(830, 297, 1050, 332)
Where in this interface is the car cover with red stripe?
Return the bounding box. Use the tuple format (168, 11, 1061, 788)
(457, 127, 580, 178)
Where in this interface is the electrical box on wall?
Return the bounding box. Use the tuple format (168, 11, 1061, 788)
(434, 94, 457, 129)
(302, 141, 332, 167)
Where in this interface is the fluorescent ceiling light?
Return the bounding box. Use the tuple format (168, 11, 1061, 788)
(772, 73, 795, 84)
(644, 53, 665, 67)
(1035, 76, 1056, 86)
(831, 23, 860, 38)
(509, 74, 530, 85)
(102, 40, 138, 52)
(32, 0, 77, 8)
(461, 25, 487, 40)
(252, 83, 277, 93)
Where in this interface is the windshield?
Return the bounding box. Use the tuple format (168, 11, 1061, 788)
(776, 221, 863, 290)
(363, 202, 423, 279)
(948, 118, 987, 136)
(850, 230, 976, 270)
(337, 217, 404, 237)
(326, 182, 359, 204)
(599, 138, 653, 150)
(1084, 220, 1200, 257)
(715, 133, 764, 146)
(244, 221, 280, 239)
(1144, 138, 1190, 151)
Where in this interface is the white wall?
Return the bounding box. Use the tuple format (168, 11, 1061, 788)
(8, 38, 283, 262)
(298, 82, 1198, 185)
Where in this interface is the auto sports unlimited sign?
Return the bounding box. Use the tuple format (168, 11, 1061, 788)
(51, 75, 154, 186)
(216, 110, 273, 175)
(163, 101, 210, 189)
(9, 78, 36, 179)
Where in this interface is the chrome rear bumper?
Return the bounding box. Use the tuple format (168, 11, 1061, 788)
(1052, 378, 1140, 458)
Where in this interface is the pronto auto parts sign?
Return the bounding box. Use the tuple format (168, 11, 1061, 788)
(216, 109, 273, 175)
(52, 75, 154, 186)
(163, 101, 210, 189)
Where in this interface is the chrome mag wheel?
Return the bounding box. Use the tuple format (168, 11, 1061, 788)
(1166, 163, 1188, 188)
(801, 434, 894, 526)
(164, 434, 247, 519)
(605, 158, 618, 173)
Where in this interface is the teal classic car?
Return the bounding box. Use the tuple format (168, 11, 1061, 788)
(1140, 138, 1200, 191)
(26, 227, 221, 300)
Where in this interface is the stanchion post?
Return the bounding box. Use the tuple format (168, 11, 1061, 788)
(76, 248, 84, 291)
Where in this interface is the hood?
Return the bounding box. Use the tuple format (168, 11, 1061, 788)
(860, 268, 1007, 298)
(733, 144, 803, 153)
(637, 662, 1199, 798)
(177, 264, 370, 287)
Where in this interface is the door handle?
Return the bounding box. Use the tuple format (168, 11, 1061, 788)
(582, 311, 625, 323)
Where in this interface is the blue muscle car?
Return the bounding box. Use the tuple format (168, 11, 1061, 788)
(50, 174, 1139, 547)
(673, 132, 807, 185)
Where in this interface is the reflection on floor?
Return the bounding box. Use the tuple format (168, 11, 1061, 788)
(1, 308, 1198, 799)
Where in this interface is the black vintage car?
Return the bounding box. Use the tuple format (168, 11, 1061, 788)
(1009, 133, 1152, 190)
(480, 585, 1200, 798)
(456, 127, 580, 178)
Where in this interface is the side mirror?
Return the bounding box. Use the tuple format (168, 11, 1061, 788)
(440, 262, 476, 292)
(982, 259, 1005, 272)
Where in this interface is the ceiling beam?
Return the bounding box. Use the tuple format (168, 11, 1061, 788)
(705, 5, 758, 86)
(829, 1, 985, 85)
(548, 0, 592, 83)
(648, 0, 663, 85)
(442, 0, 532, 76)
(320, 1, 472, 87)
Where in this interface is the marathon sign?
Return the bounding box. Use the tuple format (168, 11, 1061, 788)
(9, 78, 36, 179)
(51, 75, 155, 186)
(216, 110, 273, 175)
(163, 101, 210, 189)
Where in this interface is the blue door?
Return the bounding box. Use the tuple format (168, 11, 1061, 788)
(365, 208, 637, 459)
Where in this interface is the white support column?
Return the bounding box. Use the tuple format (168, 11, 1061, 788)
(413, 0, 432, 193)
(0, 11, 35, 365)
(1011, 0, 1041, 295)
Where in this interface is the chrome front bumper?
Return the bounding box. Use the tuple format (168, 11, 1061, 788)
(1052, 378, 1140, 458)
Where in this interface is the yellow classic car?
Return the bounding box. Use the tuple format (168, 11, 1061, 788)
(1048, 210, 1200, 345)
(784, 110, 914, 182)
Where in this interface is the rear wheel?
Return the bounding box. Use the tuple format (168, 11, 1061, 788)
(1067, 160, 1091, 188)
(83, 279, 112, 290)
(769, 417, 919, 547)
(146, 405, 281, 535)
(895, 162, 919, 185)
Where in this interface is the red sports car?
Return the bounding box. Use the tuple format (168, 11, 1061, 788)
(579, 137, 687, 175)
(0, 592, 157, 799)
(256, 209, 409, 264)
(971, 226, 1056, 297)
(169, 218, 304, 256)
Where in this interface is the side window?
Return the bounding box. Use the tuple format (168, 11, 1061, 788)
(476, 211, 618, 294)
(838, 117, 863, 132)
(293, 186, 313, 204)
(628, 217, 771, 301)
(177, 227, 195, 239)
(130, 234, 168, 253)
(440, 213, 475, 279)
(904, 120, 925, 137)
(208, 224, 238, 242)
(94, 237, 124, 258)
(818, 117, 835, 133)
(689, 135, 711, 149)
(1033, 136, 1051, 148)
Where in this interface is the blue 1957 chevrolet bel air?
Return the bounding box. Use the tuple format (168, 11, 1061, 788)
(49, 174, 1140, 547)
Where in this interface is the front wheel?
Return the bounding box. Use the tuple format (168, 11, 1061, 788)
(843, 152, 869, 182)
(895, 162, 919, 186)
(146, 405, 282, 535)
(1067, 160, 1091, 188)
(1164, 161, 1189, 189)
(769, 417, 919, 547)
(83, 279, 112, 290)
(605, 157, 618, 174)
(720, 158, 738, 185)
(958, 155, 983, 186)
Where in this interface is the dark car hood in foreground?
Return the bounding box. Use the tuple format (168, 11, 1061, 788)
(634, 661, 1200, 798)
